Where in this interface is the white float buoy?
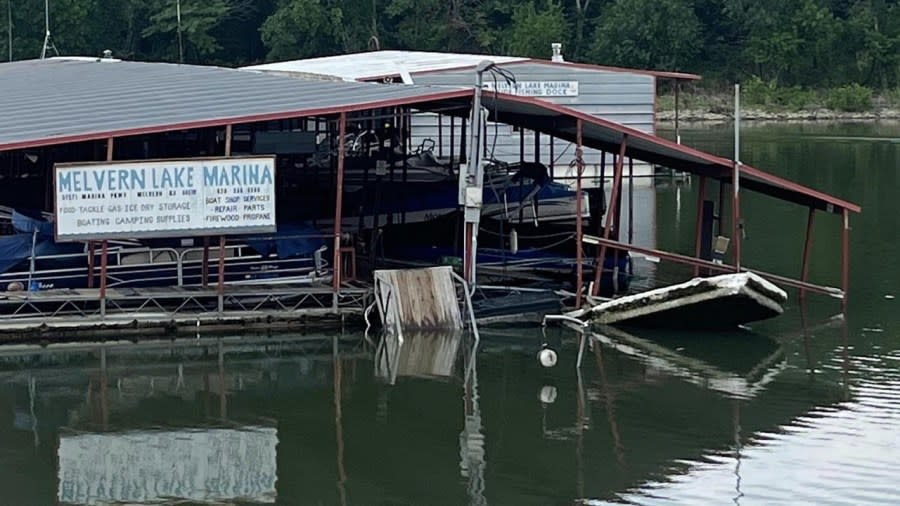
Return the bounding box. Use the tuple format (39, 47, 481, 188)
(539, 385, 558, 404)
(537, 344, 558, 368)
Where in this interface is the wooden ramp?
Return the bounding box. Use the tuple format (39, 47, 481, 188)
(373, 266, 465, 331)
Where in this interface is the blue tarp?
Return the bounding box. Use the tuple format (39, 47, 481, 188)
(0, 211, 80, 275)
(245, 223, 325, 259)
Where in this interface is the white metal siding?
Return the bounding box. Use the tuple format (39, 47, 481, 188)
(410, 62, 656, 186)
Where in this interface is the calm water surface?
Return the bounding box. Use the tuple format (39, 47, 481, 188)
(0, 122, 898, 505)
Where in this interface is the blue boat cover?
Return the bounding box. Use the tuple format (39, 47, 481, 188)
(0, 211, 81, 274)
(245, 223, 325, 258)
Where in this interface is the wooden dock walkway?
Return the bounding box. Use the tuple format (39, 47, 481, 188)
(0, 283, 371, 339)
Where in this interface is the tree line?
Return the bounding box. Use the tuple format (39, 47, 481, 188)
(2, 0, 898, 90)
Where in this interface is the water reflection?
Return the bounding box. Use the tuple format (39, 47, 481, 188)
(0, 318, 877, 505)
(58, 426, 278, 505)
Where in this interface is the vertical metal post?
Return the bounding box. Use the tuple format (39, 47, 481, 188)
(99, 240, 108, 316)
(575, 120, 585, 308)
(202, 237, 210, 288)
(549, 134, 555, 179)
(438, 114, 443, 158)
(693, 176, 707, 277)
(224, 124, 232, 157)
(628, 156, 634, 244)
(333, 113, 347, 308)
(87, 241, 95, 288)
(591, 136, 627, 296)
(799, 208, 816, 300)
(519, 128, 525, 163)
(98, 137, 114, 314)
(534, 131, 541, 166)
(733, 84, 742, 271)
(674, 79, 681, 144)
(841, 209, 850, 312)
(217, 235, 225, 313)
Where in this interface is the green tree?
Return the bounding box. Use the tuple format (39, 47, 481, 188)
(502, 0, 569, 58)
(142, 0, 240, 62)
(589, 0, 701, 71)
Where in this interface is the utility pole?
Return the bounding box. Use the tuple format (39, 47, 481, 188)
(176, 0, 184, 63)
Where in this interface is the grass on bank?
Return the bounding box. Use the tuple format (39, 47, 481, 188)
(658, 79, 900, 114)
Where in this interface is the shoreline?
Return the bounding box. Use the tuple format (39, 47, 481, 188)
(657, 107, 900, 124)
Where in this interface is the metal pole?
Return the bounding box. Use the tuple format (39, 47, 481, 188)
(591, 136, 627, 296)
(799, 208, 816, 300)
(217, 235, 225, 313)
(693, 175, 707, 277)
(628, 156, 634, 244)
(87, 241, 95, 288)
(176, 0, 184, 64)
(333, 113, 347, 303)
(674, 79, 681, 144)
(733, 84, 742, 271)
(202, 237, 210, 287)
(575, 119, 584, 308)
(841, 209, 850, 312)
(99, 240, 108, 316)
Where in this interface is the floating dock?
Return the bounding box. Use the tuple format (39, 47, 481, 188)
(0, 284, 369, 340)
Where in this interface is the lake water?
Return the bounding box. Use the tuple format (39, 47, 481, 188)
(0, 121, 898, 505)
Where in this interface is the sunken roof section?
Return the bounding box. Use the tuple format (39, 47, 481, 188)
(0, 57, 470, 151)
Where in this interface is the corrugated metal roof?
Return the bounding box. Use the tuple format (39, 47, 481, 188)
(244, 50, 526, 82)
(0, 58, 471, 151)
(481, 94, 860, 214)
(243, 50, 701, 82)
(0, 57, 853, 213)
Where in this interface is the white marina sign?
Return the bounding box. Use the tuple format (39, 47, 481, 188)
(482, 80, 579, 97)
(54, 156, 277, 241)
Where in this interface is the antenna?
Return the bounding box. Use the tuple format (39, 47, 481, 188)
(40, 0, 58, 59)
(176, 0, 184, 63)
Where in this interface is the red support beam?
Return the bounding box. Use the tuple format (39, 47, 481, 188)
(799, 208, 816, 300)
(99, 240, 108, 299)
(575, 119, 585, 308)
(333, 112, 347, 294)
(591, 135, 628, 296)
(202, 237, 210, 288)
(841, 209, 850, 312)
(693, 176, 707, 277)
(87, 241, 95, 288)
(732, 162, 742, 271)
(217, 235, 226, 297)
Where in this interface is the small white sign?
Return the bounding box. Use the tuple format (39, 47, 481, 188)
(54, 156, 277, 241)
(483, 80, 579, 97)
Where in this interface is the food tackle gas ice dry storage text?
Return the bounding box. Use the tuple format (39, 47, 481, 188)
(54, 157, 277, 241)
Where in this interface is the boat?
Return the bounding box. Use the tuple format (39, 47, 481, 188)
(0, 210, 330, 291)
(572, 272, 788, 329)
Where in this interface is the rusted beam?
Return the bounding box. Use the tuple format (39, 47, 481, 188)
(585, 235, 843, 298)
(799, 208, 816, 300)
(841, 209, 850, 312)
(693, 176, 707, 277)
(87, 241, 95, 288)
(99, 240, 108, 305)
(732, 162, 741, 271)
(202, 237, 210, 288)
(333, 112, 347, 294)
(217, 235, 225, 302)
(591, 135, 628, 296)
(575, 119, 585, 308)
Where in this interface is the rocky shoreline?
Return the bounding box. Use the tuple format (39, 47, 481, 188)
(657, 107, 900, 123)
